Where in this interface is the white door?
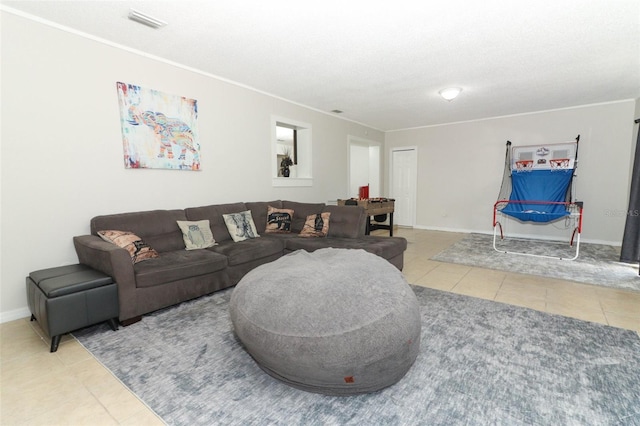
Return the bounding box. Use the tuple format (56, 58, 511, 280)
(390, 148, 417, 227)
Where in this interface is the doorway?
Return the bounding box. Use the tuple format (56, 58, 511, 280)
(348, 136, 381, 198)
(390, 147, 417, 227)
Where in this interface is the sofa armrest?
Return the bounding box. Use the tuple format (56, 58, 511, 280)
(73, 235, 137, 321)
(323, 205, 367, 238)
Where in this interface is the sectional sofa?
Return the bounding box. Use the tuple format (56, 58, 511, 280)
(73, 200, 407, 325)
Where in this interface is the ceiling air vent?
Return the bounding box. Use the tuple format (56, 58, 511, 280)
(128, 9, 167, 28)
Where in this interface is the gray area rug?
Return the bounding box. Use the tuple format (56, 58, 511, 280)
(74, 286, 640, 425)
(432, 233, 640, 291)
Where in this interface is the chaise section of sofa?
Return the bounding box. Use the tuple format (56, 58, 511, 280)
(283, 235, 407, 270)
(280, 204, 407, 269)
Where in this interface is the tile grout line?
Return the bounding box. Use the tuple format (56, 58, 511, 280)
(492, 272, 509, 302)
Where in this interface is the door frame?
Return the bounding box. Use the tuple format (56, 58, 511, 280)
(389, 146, 418, 227)
(348, 135, 382, 198)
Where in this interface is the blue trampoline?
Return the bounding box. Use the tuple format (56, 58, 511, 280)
(493, 136, 583, 260)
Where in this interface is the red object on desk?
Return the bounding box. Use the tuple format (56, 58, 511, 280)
(359, 185, 369, 200)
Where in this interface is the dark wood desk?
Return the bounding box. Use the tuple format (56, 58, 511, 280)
(337, 199, 395, 236)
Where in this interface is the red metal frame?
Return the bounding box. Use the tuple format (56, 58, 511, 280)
(493, 200, 584, 260)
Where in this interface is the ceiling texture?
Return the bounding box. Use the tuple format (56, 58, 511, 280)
(2, 0, 639, 131)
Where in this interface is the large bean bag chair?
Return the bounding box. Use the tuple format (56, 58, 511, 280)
(230, 248, 421, 395)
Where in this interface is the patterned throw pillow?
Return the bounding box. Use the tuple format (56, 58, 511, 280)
(265, 206, 294, 233)
(299, 212, 330, 237)
(222, 210, 260, 242)
(97, 230, 159, 263)
(176, 220, 217, 250)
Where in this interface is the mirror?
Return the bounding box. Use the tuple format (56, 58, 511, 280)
(271, 115, 311, 183)
(276, 125, 296, 177)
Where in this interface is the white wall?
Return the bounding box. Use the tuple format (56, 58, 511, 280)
(0, 11, 383, 320)
(385, 100, 637, 245)
(632, 98, 640, 186)
(348, 138, 381, 198)
(349, 144, 370, 197)
(368, 145, 381, 198)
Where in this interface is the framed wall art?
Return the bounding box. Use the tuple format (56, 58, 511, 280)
(116, 81, 200, 170)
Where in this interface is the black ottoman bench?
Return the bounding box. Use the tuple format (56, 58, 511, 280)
(26, 264, 119, 352)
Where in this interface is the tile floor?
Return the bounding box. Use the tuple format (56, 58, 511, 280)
(1, 229, 639, 425)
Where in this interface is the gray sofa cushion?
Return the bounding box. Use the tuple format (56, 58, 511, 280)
(208, 237, 284, 266)
(284, 236, 407, 261)
(323, 205, 366, 238)
(356, 236, 408, 259)
(90, 209, 187, 253)
(134, 249, 227, 288)
(185, 202, 247, 243)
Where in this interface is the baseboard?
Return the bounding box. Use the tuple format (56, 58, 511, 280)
(0, 306, 31, 324)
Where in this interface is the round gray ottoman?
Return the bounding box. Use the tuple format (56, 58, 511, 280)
(230, 248, 421, 395)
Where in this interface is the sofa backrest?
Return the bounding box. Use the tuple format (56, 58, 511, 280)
(90, 209, 187, 253)
(282, 201, 326, 233)
(323, 205, 367, 238)
(245, 200, 283, 234)
(185, 202, 247, 243)
(88, 202, 367, 252)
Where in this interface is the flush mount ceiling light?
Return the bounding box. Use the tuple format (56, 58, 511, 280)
(439, 87, 462, 101)
(128, 8, 167, 28)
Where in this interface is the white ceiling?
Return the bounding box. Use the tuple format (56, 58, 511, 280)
(2, 0, 639, 131)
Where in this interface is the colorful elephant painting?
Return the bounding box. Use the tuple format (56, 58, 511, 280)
(117, 82, 201, 170)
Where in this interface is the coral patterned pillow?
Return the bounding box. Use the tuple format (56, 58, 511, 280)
(97, 230, 159, 263)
